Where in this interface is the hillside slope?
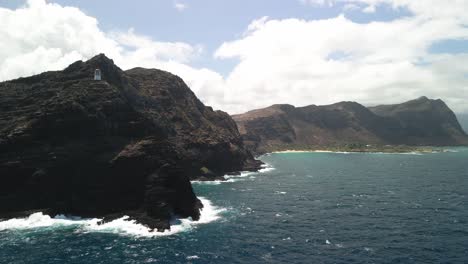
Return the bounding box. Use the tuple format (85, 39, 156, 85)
(233, 97, 468, 154)
(0, 54, 260, 230)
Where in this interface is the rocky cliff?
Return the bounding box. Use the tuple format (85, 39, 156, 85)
(0, 54, 260, 230)
(457, 113, 468, 134)
(233, 97, 468, 154)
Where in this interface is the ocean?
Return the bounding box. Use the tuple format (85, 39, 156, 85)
(1, 148, 467, 263)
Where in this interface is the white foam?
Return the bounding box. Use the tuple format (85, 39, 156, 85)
(364, 247, 373, 252)
(258, 167, 275, 173)
(274, 150, 431, 155)
(369, 151, 424, 155)
(191, 177, 244, 185)
(191, 180, 224, 185)
(442, 149, 459, 153)
(186, 255, 200, 260)
(258, 162, 275, 173)
(275, 191, 287, 195)
(91, 197, 225, 237)
(0, 197, 224, 238)
(193, 171, 256, 185)
(401, 152, 424, 155)
(233, 171, 256, 178)
(192, 171, 256, 185)
(191, 163, 275, 185)
(0, 212, 97, 231)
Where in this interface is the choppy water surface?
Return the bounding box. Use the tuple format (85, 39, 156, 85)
(1, 149, 468, 263)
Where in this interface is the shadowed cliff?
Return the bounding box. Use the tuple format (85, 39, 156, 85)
(0, 54, 261, 230)
(233, 97, 468, 154)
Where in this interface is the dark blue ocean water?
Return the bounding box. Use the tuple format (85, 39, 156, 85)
(1, 149, 468, 264)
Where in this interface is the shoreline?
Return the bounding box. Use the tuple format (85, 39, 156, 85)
(0, 197, 224, 238)
(271, 150, 426, 154)
(268, 147, 461, 155)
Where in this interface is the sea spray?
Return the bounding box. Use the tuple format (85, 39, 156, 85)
(0, 213, 97, 231)
(192, 163, 275, 185)
(0, 198, 224, 238)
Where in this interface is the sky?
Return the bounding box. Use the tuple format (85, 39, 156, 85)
(1, 0, 468, 115)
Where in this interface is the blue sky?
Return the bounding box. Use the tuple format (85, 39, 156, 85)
(1, 0, 417, 75)
(0, 0, 467, 115)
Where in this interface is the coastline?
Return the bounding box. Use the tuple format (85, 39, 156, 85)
(191, 163, 274, 185)
(0, 197, 224, 238)
(271, 150, 427, 154)
(268, 146, 457, 155)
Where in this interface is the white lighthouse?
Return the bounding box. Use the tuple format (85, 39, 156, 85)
(94, 69, 102, 80)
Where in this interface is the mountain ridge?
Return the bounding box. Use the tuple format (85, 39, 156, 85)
(233, 97, 468, 154)
(0, 54, 261, 231)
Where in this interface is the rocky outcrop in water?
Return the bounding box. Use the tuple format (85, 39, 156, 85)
(0, 54, 261, 230)
(233, 97, 468, 154)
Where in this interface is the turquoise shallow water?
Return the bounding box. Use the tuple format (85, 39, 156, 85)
(1, 148, 468, 263)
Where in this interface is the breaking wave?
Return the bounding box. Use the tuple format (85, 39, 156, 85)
(273, 150, 432, 155)
(0, 197, 224, 238)
(192, 163, 275, 185)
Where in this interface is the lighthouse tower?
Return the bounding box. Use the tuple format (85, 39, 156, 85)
(94, 69, 102, 81)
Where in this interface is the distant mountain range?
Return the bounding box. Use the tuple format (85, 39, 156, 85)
(233, 97, 468, 154)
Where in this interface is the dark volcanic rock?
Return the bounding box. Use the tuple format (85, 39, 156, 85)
(233, 97, 468, 154)
(369, 96, 468, 145)
(0, 54, 260, 230)
(457, 113, 468, 134)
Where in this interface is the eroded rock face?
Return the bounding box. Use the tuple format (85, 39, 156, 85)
(233, 97, 468, 154)
(369, 96, 468, 145)
(0, 54, 260, 230)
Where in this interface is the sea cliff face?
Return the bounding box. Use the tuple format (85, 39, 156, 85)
(233, 97, 468, 154)
(458, 113, 468, 134)
(0, 54, 260, 230)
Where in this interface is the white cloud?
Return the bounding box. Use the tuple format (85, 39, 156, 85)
(108, 28, 201, 64)
(1, 0, 468, 116)
(0, 0, 225, 108)
(300, 0, 335, 7)
(300, 0, 468, 20)
(362, 4, 376, 13)
(174, 2, 188, 12)
(213, 1, 468, 113)
(0, 0, 117, 80)
(343, 3, 360, 11)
